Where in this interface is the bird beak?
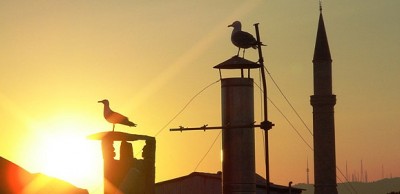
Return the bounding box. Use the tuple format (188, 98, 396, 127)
(98, 100, 103, 103)
(228, 24, 232, 27)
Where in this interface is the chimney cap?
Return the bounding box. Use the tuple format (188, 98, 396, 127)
(214, 55, 261, 70)
(87, 131, 155, 142)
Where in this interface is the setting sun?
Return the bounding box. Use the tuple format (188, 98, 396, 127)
(24, 114, 104, 192)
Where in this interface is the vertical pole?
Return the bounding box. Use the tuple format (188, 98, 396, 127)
(254, 23, 272, 194)
(346, 160, 349, 182)
(221, 78, 255, 194)
(307, 157, 310, 184)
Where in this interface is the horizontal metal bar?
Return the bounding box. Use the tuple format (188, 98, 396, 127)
(170, 124, 261, 132)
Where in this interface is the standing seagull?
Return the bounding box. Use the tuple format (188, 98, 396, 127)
(228, 21, 262, 57)
(98, 99, 137, 131)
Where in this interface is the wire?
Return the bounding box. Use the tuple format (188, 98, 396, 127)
(153, 79, 220, 137)
(193, 131, 222, 172)
(264, 66, 314, 136)
(337, 166, 359, 194)
(253, 81, 313, 150)
(258, 69, 267, 173)
(268, 97, 314, 150)
(258, 69, 264, 123)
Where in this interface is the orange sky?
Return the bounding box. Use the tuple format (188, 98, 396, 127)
(1, 1, 399, 193)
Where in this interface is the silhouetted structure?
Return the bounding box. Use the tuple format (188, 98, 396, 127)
(88, 132, 155, 194)
(170, 22, 274, 194)
(221, 78, 256, 194)
(310, 7, 338, 194)
(215, 56, 261, 194)
(155, 172, 303, 194)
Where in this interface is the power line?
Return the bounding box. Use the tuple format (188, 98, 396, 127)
(253, 81, 313, 150)
(153, 79, 220, 137)
(193, 131, 222, 172)
(264, 66, 313, 136)
(268, 97, 313, 150)
(337, 165, 359, 194)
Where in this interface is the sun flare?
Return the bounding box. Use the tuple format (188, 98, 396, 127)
(26, 114, 104, 191)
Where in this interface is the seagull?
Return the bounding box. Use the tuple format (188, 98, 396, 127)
(98, 99, 137, 131)
(228, 21, 262, 57)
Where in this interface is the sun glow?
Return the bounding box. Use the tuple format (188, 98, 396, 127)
(26, 114, 104, 192)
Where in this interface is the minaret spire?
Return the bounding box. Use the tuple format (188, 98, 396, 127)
(312, 4, 332, 95)
(313, 5, 331, 64)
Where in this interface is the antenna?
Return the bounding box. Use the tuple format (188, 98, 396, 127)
(307, 157, 310, 184)
(346, 160, 349, 182)
(319, 0, 323, 12)
(361, 160, 363, 182)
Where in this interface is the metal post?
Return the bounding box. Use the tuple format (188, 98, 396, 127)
(254, 23, 273, 194)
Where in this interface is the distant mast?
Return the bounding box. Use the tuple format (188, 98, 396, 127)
(346, 161, 348, 182)
(361, 160, 364, 182)
(307, 157, 310, 184)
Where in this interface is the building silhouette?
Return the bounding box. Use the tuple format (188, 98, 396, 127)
(155, 172, 304, 194)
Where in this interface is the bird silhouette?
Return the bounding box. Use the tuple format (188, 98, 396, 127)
(228, 21, 262, 58)
(98, 99, 137, 131)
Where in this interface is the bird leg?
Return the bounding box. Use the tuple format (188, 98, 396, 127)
(112, 124, 115, 132)
(242, 49, 246, 58)
(236, 48, 241, 56)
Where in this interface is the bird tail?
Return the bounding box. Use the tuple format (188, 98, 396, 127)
(123, 121, 137, 127)
(128, 121, 137, 127)
(252, 42, 266, 49)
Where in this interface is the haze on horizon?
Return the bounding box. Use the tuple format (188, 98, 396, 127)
(0, 1, 399, 193)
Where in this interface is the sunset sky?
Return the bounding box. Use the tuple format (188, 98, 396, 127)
(1, 1, 399, 193)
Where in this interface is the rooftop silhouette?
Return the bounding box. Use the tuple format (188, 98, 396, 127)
(0, 156, 88, 194)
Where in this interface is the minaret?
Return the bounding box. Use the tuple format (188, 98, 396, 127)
(310, 5, 338, 194)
